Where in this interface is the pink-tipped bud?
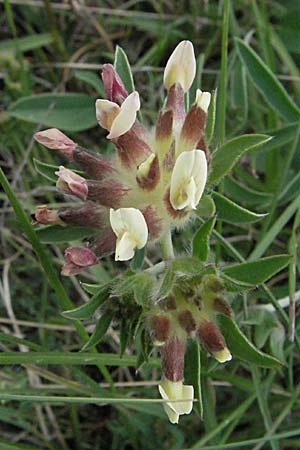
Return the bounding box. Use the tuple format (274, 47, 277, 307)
(142, 205, 163, 239)
(61, 246, 98, 276)
(197, 320, 232, 363)
(33, 205, 62, 225)
(34, 129, 76, 159)
(58, 202, 107, 229)
(73, 147, 114, 180)
(150, 314, 170, 346)
(87, 179, 130, 208)
(161, 336, 186, 382)
(102, 63, 128, 104)
(136, 154, 160, 191)
(55, 166, 88, 200)
(178, 310, 196, 334)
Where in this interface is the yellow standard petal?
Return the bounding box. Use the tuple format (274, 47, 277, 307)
(163, 40, 196, 93)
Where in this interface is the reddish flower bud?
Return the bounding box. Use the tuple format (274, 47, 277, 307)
(34, 129, 76, 159)
(73, 147, 114, 179)
(161, 336, 186, 382)
(61, 246, 98, 276)
(87, 179, 130, 208)
(165, 84, 185, 125)
(178, 310, 196, 334)
(197, 320, 231, 363)
(155, 109, 173, 157)
(55, 166, 88, 200)
(58, 202, 108, 229)
(213, 297, 233, 317)
(33, 205, 62, 225)
(136, 154, 160, 191)
(142, 205, 163, 239)
(178, 106, 206, 151)
(116, 126, 151, 168)
(196, 135, 211, 165)
(89, 228, 116, 258)
(150, 314, 170, 346)
(102, 63, 128, 104)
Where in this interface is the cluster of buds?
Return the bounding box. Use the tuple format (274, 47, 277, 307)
(33, 40, 210, 274)
(149, 274, 232, 423)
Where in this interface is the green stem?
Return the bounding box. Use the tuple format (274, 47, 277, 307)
(160, 228, 174, 260)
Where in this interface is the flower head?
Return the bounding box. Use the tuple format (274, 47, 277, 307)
(170, 149, 207, 210)
(110, 208, 148, 261)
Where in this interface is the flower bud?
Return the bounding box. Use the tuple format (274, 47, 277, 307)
(89, 228, 116, 258)
(34, 128, 76, 158)
(195, 89, 211, 113)
(61, 246, 98, 276)
(142, 205, 163, 239)
(110, 208, 148, 261)
(149, 314, 170, 346)
(102, 63, 128, 104)
(155, 109, 173, 157)
(163, 40, 196, 93)
(33, 205, 62, 225)
(213, 297, 233, 317)
(58, 202, 107, 229)
(170, 150, 207, 210)
(158, 379, 194, 424)
(96, 91, 140, 139)
(87, 179, 130, 207)
(55, 166, 88, 200)
(178, 310, 196, 334)
(161, 336, 185, 382)
(165, 84, 185, 125)
(73, 147, 114, 179)
(136, 153, 160, 191)
(197, 320, 232, 363)
(116, 126, 152, 168)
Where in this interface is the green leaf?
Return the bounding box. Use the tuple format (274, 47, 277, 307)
(0, 33, 53, 52)
(62, 284, 111, 320)
(9, 94, 97, 131)
(184, 340, 203, 418)
(218, 315, 281, 368)
(82, 311, 114, 351)
(131, 247, 145, 270)
(81, 283, 102, 295)
(208, 134, 271, 185)
(133, 273, 153, 306)
(196, 195, 216, 218)
(74, 70, 104, 96)
(35, 225, 99, 243)
(222, 255, 290, 286)
(236, 38, 300, 122)
(212, 192, 267, 224)
(114, 45, 135, 93)
(223, 177, 272, 206)
(192, 217, 216, 261)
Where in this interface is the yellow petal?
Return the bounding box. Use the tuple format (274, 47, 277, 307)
(164, 41, 196, 92)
